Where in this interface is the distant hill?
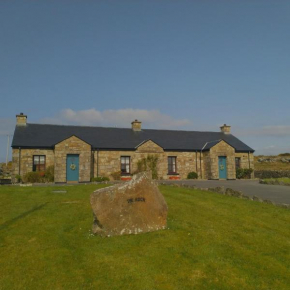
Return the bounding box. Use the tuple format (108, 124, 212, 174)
(254, 154, 290, 170)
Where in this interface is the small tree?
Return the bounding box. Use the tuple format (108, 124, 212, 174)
(136, 155, 159, 179)
(44, 166, 54, 182)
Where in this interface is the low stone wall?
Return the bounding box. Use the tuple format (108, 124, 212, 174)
(160, 183, 290, 209)
(259, 179, 290, 186)
(254, 170, 290, 179)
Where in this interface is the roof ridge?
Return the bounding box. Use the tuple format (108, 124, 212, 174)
(28, 123, 131, 130)
(27, 123, 220, 134)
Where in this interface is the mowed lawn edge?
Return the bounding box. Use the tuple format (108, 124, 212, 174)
(0, 184, 289, 290)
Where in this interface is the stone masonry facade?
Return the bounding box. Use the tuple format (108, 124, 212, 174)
(12, 139, 254, 182)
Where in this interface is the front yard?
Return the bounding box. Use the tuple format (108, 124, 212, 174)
(0, 184, 289, 290)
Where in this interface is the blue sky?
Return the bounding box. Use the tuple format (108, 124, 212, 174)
(1, 1, 290, 161)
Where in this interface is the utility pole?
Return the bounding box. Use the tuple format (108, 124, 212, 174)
(6, 135, 10, 166)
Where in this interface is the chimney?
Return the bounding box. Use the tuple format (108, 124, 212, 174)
(220, 124, 231, 134)
(131, 119, 142, 131)
(16, 113, 27, 126)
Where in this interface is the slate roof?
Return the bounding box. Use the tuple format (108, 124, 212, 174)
(11, 123, 254, 152)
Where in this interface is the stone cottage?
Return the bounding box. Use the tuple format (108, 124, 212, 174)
(11, 113, 254, 183)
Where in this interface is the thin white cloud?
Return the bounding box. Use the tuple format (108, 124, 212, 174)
(40, 108, 192, 129)
(234, 125, 290, 138)
(255, 145, 290, 156)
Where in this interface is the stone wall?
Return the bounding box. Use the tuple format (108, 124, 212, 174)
(94, 147, 198, 180)
(12, 138, 254, 182)
(136, 140, 164, 153)
(235, 152, 254, 169)
(205, 141, 236, 179)
(202, 151, 211, 179)
(12, 148, 54, 181)
(54, 136, 92, 183)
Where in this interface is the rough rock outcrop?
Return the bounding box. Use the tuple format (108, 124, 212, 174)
(90, 171, 168, 237)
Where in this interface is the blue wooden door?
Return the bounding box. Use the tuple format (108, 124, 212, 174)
(218, 156, 227, 179)
(66, 154, 79, 182)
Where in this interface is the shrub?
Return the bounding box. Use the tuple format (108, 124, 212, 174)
(91, 176, 110, 182)
(136, 155, 159, 179)
(278, 153, 290, 156)
(111, 171, 121, 180)
(44, 166, 54, 182)
(236, 168, 253, 179)
(23, 172, 43, 183)
(187, 172, 198, 179)
(15, 174, 22, 183)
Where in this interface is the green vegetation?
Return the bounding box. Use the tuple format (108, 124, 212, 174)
(0, 184, 289, 290)
(236, 168, 253, 179)
(136, 155, 159, 179)
(90, 176, 110, 182)
(187, 171, 198, 179)
(110, 171, 121, 180)
(22, 166, 55, 183)
(254, 155, 290, 170)
(262, 177, 290, 186)
(0, 161, 13, 178)
(15, 174, 22, 183)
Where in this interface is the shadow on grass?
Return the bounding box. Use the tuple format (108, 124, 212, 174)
(0, 202, 48, 231)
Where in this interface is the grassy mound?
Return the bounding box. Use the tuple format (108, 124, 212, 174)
(0, 184, 289, 290)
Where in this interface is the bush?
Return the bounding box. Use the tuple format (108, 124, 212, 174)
(111, 171, 121, 180)
(23, 172, 43, 183)
(278, 153, 290, 156)
(187, 172, 198, 179)
(136, 155, 159, 179)
(44, 166, 54, 182)
(236, 168, 253, 179)
(15, 174, 22, 183)
(91, 176, 110, 182)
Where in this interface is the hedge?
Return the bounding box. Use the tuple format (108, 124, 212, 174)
(254, 170, 290, 179)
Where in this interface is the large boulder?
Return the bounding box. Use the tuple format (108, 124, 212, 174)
(90, 171, 168, 237)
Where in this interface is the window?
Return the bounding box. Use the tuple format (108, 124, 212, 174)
(235, 157, 241, 169)
(33, 155, 46, 172)
(168, 156, 177, 174)
(121, 156, 130, 174)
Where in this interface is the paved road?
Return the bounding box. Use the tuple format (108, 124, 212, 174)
(160, 180, 290, 204)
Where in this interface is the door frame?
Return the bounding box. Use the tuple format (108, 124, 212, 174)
(218, 156, 227, 179)
(66, 154, 80, 183)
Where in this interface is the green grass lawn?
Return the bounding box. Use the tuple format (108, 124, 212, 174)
(263, 178, 290, 185)
(0, 184, 289, 290)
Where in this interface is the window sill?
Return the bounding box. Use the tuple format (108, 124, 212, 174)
(167, 173, 179, 175)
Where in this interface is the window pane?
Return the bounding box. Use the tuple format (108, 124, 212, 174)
(168, 157, 176, 173)
(235, 157, 241, 169)
(33, 155, 45, 172)
(121, 156, 130, 173)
